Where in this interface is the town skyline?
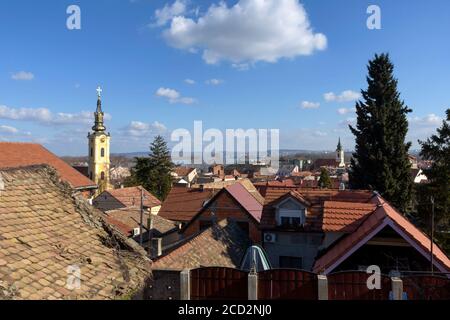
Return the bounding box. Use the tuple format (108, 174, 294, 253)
(0, 0, 449, 156)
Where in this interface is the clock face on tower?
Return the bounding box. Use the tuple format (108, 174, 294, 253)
(100, 137, 105, 143)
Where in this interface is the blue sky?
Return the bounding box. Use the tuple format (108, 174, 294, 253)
(0, 0, 449, 156)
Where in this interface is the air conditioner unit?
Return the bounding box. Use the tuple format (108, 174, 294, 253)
(264, 233, 276, 243)
(133, 228, 140, 237)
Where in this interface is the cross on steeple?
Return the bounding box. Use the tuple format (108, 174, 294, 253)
(96, 86, 102, 98)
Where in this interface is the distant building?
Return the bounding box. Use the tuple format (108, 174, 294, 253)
(336, 137, 345, 168)
(110, 166, 131, 181)
(311, 138, 346, 171)
(171, 167, 197, 186)
(411, 168, 428, 184)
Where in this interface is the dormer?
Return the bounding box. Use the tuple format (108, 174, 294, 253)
(273, 192, 310, 228)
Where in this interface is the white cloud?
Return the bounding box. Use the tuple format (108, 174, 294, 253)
(232, 63, 250, 71)
(0, 125, 19, 134)
(338, 117, 356, 127)
(300, 101, 320, 109)
(11, 71, 35, 81)
(0, 105, 111, 126)
(337, 107, 355, 115)
(184, 78, 196, 85)
(324, 90, 360, 103)
(155, 87, 196, 104)
(313, 130, 327, 137)
(206, 78, 224, 85)
(159, 0, 327, 65)
(154, 0, 187, 27)
(409, 113, 443, 127)
(124, 120, 167, 137)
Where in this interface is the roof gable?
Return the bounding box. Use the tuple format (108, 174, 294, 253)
(313, 196, 450, 274)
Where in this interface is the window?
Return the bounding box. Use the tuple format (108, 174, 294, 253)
(279, 256, 303, 269)
(101, 148, 105, 157)
(90, 148, 93, 157)
(101, 172, 105, 180)
(276, 198, 307, 228)
(277, 209, 305, 227)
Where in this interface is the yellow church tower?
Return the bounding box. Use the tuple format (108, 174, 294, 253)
(88, 86, 111, 195)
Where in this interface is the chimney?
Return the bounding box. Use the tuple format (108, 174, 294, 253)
(151, 238, 162, 258)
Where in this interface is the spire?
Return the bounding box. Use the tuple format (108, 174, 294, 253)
(92, 86, 106, 132)
(337, 137, 342, 151)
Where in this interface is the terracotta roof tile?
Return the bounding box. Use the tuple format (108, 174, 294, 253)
(258, 186, 373, 230)
(94, 186, 161, 211)
(105, 206, 177, 237)
(322, 201, 376, 232)
(0, 142, 96, 189)
(173, 167, 195, 177)
(158, 187, 216, 222)
(313, 196, 450, 274)
(0, 165, 150, 300)
(225, 183, 263, 222)
(152, 219, 251, 270)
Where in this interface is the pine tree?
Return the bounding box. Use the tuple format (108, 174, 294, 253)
(147, 135, 174, 200)
(415, 109, 450, 253)
(126, 135, 174, 200)
(319, 168, 332, 189)
(349, 53, 413, 212)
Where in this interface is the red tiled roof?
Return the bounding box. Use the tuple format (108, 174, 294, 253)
(0, 142, 96, 189)
(322, 201, 376, 232)
(173, 167, 195, 177)
(0, 165, 150, 299)
(312, 158, 339, 170)
(105, 207, 176, 237)
(313, 196, 450, 274)
(158, 187, 216, 222)
(152, 219, 251, 270)
(258, 186, 373, 230)
(105, 186, 161, 208)
(225, 183, 263, 222)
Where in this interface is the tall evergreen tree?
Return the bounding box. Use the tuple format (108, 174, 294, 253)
(126, 135, 174, 200)
(349, 53, 413, 212)
(414, 109, 450, 253)
(319, 168, 332, 189)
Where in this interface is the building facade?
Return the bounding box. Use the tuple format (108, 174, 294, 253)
(88, 86, 111, 195)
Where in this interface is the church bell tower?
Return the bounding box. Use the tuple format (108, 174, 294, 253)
(336, 137, 345, 168)
(88, 86, 111, 194)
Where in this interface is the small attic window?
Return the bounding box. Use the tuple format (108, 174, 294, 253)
(276, 198, 306, 227)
